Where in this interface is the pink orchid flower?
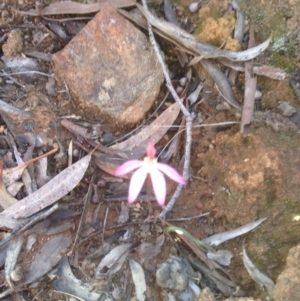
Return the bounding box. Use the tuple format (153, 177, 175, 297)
(114, 143, 186, 206)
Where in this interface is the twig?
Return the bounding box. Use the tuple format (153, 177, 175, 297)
(0, 71, 54, 77)
(141, 0, 194, 218)
(167, 212, 209, 222)
(69, 183, 93, 255)
(78, 212, 210, 243)
(102, 206, 110, 244)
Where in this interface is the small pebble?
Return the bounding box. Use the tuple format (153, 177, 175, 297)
(179, 77, 187, 86)
(278, 101, 296, 117)
(97, 178, 107, 187)
(176, 86, 183, 94)
(255, 90, 262, 100)
(189, 2, 199, 13)
(209, 144, 214, 149)
(72, 148, 79, 157)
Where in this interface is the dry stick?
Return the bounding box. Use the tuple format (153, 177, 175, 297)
(102, 206, 110, 244)
(141, 0, 194, 218)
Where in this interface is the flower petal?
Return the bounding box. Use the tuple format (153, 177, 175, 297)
(150, 169, 166, 206)
(128, 166, 148, 203)
(114, 160, 143, 176)
(147, 142, 156, 158)
(157, 163, 186, 185)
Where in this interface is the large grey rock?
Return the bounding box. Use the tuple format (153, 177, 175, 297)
(52, 5, 164, 130)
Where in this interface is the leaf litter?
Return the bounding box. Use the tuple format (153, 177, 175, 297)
(2, 151, 92, 218)
(0, 0, 293, 299)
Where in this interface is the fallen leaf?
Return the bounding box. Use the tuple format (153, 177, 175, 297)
(166, 225, 215, 269)
(137, 4, 271, 62)
(2, 152, 91, 218)
(95, 243, 136, 279)
(19, 235, 71, 286)
(6, 181, 24, 197)
(111, 102, 181, 152)
(12, 0, 135, 16)
(219, 59, 286, 80)
(0, 161, 18, 209)
(54, 257, 102, 301)
(5, 235, 24, 289)
(241, 24, 257, 134)
(202, 217, 266, 246)
(3, 147, 58, 187)
(129, 259, 146, 301)
(207, 250, 233, 266)
(242, 244, 274, 296)
(0, 214, 21, 230)
(93, 154, 130, 179)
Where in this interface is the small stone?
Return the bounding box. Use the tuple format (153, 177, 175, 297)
(156, 256, 197, 292)
(179, 77, 188, 86)
(254, 90, 262, 100)
(197, 287, 215, 301)
(278, 101, 296, 117)
(53, 6, 164, 130)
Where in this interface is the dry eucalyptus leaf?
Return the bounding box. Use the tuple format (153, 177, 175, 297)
(240, 25, 256, 134)
(111, 102, 180, 153)
(95, 243, 133, 279)
(118, 203, 129, 224)
(0, 161, 18, 209)
(13, 0, 135, 16)
(129, 259, 146, 301)
(203, 217, 266, 246)
(0, 238, 10, 269)
(93, 155, 130, 179)
(5, 235, 24, 289)
(54, 257, 102, 301)
(0, 214, 21, 230)
(2, 152, 92, 218)
(6, 181, 24, 197)
(242, 245, 274, 296)
(3, 147, 58, 187)
(207, 250, 233, 266)
(137, 4, 271, 62)
(19, 235, 71, 286)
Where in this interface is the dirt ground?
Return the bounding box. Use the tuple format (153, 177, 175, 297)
(0, 0, 300, 300)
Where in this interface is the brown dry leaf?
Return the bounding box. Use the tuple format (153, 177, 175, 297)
(94, 102, 181, 176)
(0, 161, 18, 210)
(93, 155, 130, 179)
(219, 59, 286, 80)
(3, 147, 58, 187)
(240, 24, 257, 134)
(111, 102, 181, 152)
(12, 0, 135, 16)
(61, 119, 128, 159)
(2, 152, 92, 218)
